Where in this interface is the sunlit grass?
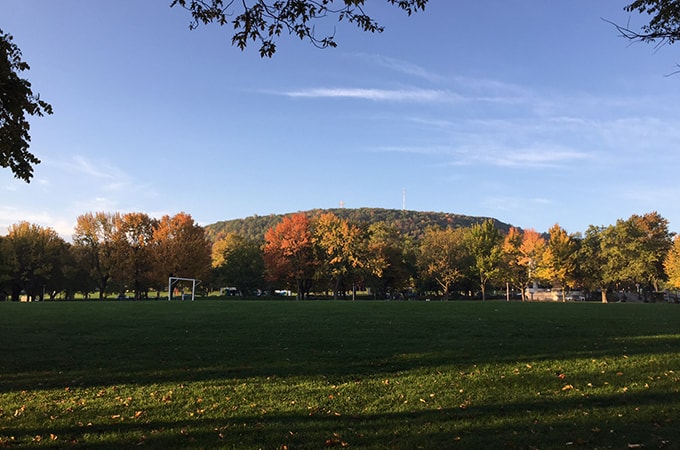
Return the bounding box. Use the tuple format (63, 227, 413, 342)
(0, 300, 678, 448)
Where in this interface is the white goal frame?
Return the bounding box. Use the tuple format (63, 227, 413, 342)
(168, 277, 201, 301)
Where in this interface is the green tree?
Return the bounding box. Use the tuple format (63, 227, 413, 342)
(0, 29, 53, 182)
(171, 0, 428, 57)
(6, 222, 67, 301)
(629, 211, 673, 292)
(578, 225, 611, 303)
(465, 220, 503, 301)
(0, 235, 18, 300)
(418, 227, 468, 298)
(211, 232, 264, 295)
(598, 212, 673, 300)
(62, 244, 95, 300)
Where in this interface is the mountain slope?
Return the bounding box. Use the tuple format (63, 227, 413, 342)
(204, 208, 514, 243)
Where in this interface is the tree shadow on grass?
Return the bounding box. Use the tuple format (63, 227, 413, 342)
(1, 329, 678, 393)
(2, 389, 677, 449)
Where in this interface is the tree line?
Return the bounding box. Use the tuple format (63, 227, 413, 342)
(244, 211, 676, 302)
(0, 212, 211, 301)
(2, 209, 679, 302)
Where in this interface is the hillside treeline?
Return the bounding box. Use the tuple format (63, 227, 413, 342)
(204, 208, 512, 243)
(2, 209, 679, 302)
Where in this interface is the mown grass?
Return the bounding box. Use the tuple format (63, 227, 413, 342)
(0, 300, 679, 449)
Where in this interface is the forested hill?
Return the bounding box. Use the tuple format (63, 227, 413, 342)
(204, 208, 514, 243)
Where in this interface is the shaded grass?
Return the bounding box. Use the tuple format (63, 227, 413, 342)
(0, 300, 679, 449)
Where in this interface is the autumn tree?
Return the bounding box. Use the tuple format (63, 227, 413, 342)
(0, 29, 53, 182)
(72, 212, 119, 299)
(312, 213, 366, 299)
(153, 212, 212, 295)
(536, 224, 578, 302)
(110, 212, 158, 299)
(6, 222, 67, 301)
(501, 227, 531, 301)
(364, 222, 415, 299)
(263, 213, 316, 299)
(465, 220, 503, 301)
(417, 227, 468, 298)
(171, 0, 428, 57)
(664, 235, 680, 290)
(211, 232, 264, 295)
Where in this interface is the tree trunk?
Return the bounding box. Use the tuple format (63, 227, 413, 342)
(601, 289, 608, 303)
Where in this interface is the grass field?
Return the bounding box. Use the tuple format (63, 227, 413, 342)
(0, 300, 679, 449)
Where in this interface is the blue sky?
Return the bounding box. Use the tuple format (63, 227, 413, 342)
(2, 1, 680, 238)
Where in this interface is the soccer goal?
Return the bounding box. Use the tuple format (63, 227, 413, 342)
(168, 277, 201, 301)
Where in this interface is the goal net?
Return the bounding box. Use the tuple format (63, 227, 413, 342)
(168, 277, 201, 301)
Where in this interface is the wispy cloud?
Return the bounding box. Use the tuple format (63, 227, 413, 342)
(356, 53, 444, 83)
(448, 144, 593, 169)
(68, 155, 119, 180)
(491, 148, 592, 168)
(370, 145, 452, 155)
(54, 155, 156, 196)
(282, 87, 461, 103)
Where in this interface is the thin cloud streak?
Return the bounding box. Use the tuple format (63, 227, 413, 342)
(356, 53, 445, 83)
(283, 87, 460, 103)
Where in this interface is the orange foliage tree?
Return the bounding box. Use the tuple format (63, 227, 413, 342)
(153, 212, 212, 294)
(502, 228, 546, 301)
(263, 213, 316, 299)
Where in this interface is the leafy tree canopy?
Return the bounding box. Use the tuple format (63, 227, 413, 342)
(622, 0, 680, 45)
(170, 0, 428, 57)
(0, 29, 52, 182)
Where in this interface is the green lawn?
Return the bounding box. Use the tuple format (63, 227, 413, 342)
(0, 300, 679, 449)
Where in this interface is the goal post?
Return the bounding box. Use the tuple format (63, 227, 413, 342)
(168, 277, 201, 301)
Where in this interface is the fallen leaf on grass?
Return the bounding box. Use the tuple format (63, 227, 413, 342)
(562, 385, 574, 391)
